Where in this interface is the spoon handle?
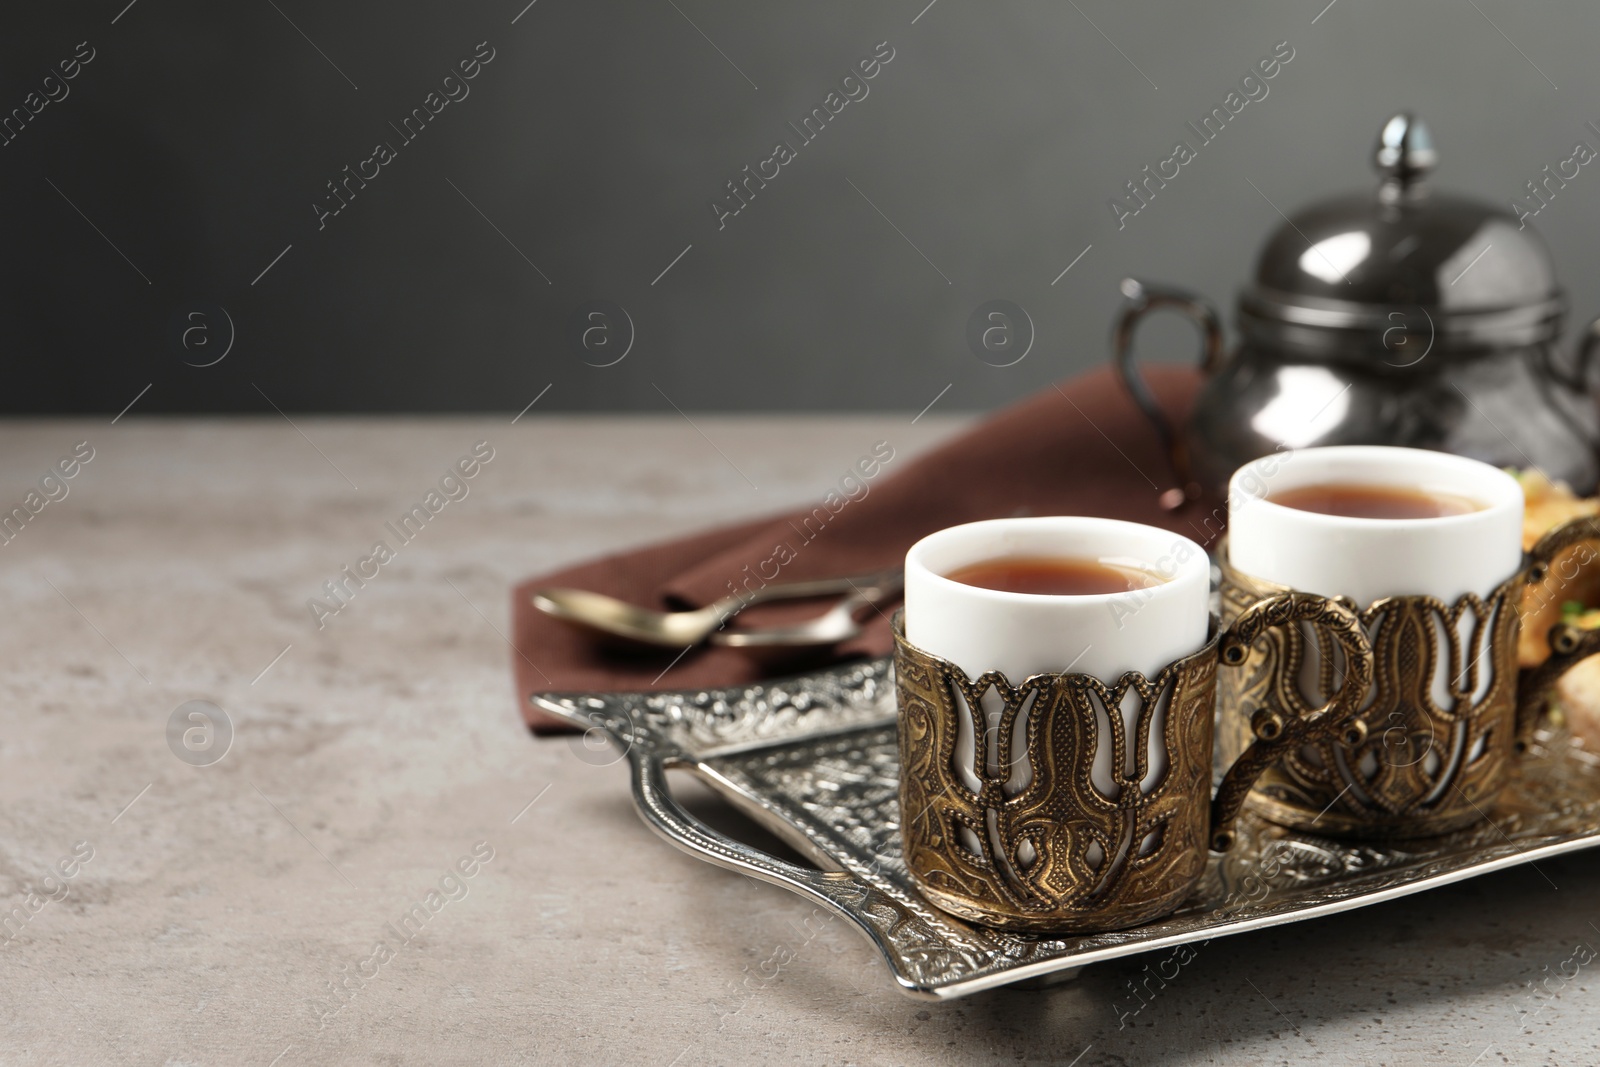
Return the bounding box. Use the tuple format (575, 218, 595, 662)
(710, 586, 892, 649)
(712, 568, 902, 616)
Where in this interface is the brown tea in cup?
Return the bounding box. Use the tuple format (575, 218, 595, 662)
(1268, 482, 1484, 520)
(943, 555, 1165, 596)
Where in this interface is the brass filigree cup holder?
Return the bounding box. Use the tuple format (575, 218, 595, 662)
(1217, 516, 1600, 840)
(893, 593, 1375, 934)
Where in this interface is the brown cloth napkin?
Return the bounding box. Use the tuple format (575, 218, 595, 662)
(513, 365, 1213, 733)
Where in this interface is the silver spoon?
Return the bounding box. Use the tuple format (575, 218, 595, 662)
(533, 569, 902, 650)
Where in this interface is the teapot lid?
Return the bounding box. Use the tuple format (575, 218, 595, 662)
(1239, 112, 1564, 357)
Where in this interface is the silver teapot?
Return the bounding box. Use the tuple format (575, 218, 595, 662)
(1114, 112, 1600, 506)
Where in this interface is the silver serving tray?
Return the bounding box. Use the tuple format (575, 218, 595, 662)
(531, 658, 1600, 1001)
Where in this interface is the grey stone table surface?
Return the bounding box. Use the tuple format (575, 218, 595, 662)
(3, 415, 1599, 1067)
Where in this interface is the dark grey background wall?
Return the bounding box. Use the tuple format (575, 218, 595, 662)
(5, 0, 1599, 414)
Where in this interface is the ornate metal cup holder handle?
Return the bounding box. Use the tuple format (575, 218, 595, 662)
(1519, 515, 1600, 743)
(533, 649, 1600, 1000)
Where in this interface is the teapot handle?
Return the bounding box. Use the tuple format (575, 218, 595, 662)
(1536, 312, 1600, 453)
(1111, 278, 1225, 510)
(1562, 312, 1600, 392)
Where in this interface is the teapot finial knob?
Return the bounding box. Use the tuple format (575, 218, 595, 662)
(1374, 112, 1436, 199)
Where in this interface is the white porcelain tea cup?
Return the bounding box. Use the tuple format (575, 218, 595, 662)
(904, 516, 1211, 682)
(903, 517, 1211, 795)
(1227, 445, 1524, 606)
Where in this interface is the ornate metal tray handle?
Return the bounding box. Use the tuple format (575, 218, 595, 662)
(628, 750, 905, 958)
(532, 662, 1003, 998)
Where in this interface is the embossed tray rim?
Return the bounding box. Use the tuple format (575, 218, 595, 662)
(531, 657, 1600, 1000)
